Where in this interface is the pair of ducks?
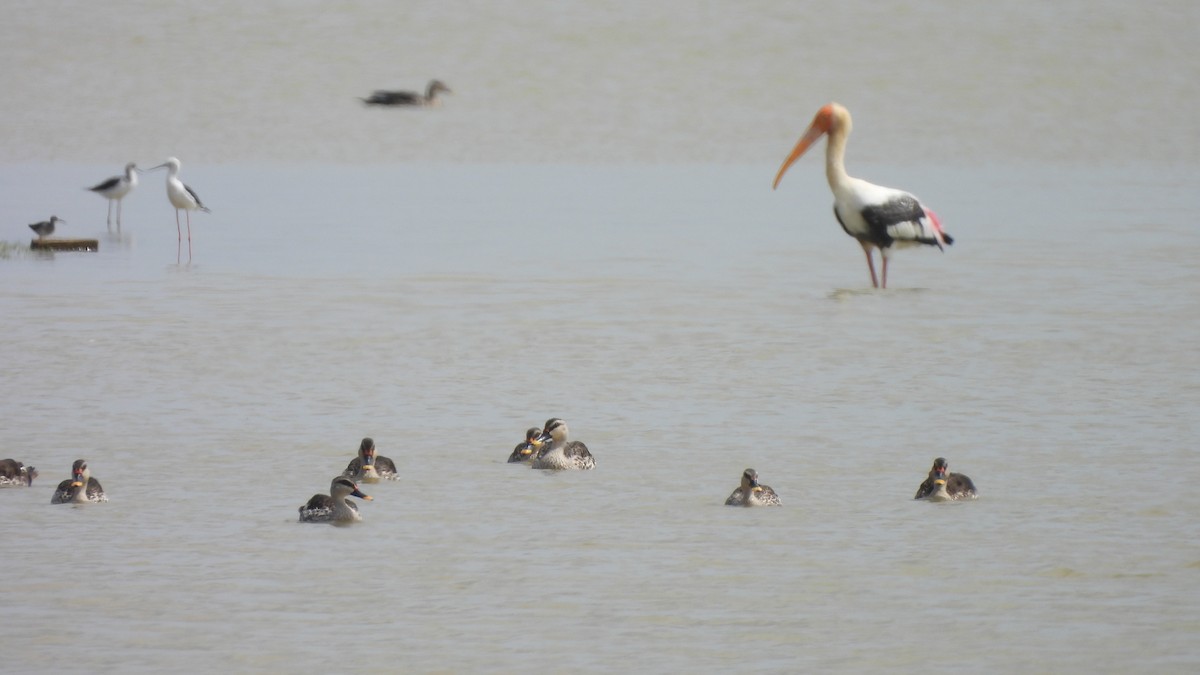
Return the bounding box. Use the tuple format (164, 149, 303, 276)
(512, 422, 779, 506)
(725, 458, 977, 507)
(298, 438, 398, 524)
(514, 424, 780, 506)
(507, 418, 596, 470)
(31, 445, 399, 516)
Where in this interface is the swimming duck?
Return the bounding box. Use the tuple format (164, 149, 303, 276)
(914, 457, 977, 500)
(299, 476, 372, 524)
(361, 80, 452, 106)
(342, 437, 397, 483)
(87, 162, 139, 229)
(28, 215, 64, 240)
(0, 459, 37, 486)
(530, 418, 595, 470)
(507, 427, 544, 463)
(724, 468, 782, 506)
(50, 459, 107, 504)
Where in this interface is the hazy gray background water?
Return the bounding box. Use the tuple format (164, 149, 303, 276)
(2, 2, 1198, 673)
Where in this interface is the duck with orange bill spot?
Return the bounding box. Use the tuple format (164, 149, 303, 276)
(530, 418, 595, 470)
(51, 459, 107, 504)
(508, 427, 545, 464)
(342, 437, 397, 483)
(914, 457, 977, 501)
(724, 468, 782, 507)
(299, 476, 373, 524)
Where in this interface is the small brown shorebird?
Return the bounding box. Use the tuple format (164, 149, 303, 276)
(29, 215, 65, 240)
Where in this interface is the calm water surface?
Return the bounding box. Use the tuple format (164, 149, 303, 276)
(2, 2, 1198, 673)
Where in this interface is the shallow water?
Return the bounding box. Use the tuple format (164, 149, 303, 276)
(3, 162, 1198, 672)
(2, 2, 1199, 673)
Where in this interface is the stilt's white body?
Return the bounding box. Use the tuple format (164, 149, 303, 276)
(88, 163, 139, 228)
(149, 157, 209, 257)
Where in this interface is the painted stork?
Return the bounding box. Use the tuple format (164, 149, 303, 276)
(772, 103, 951, 289)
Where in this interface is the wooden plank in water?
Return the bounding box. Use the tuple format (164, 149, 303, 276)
(30, 238, 99, 252)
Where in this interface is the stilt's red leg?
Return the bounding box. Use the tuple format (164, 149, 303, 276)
(861, 242, 879, 288)
(881, 255, 889, 289)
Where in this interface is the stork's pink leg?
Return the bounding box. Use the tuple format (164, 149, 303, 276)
(860, 241, 879, 288)
(881, 255, 890, 289)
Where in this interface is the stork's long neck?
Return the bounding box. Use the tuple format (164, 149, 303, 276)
(824, 125, 851, 193)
